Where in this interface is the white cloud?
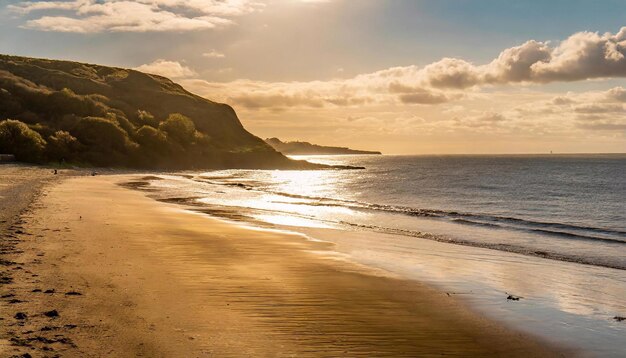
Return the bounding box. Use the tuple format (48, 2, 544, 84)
(605, 87, 626, 102)
(9, 0, 262, 33)
(418, 28, 626, 88)
(134, 59, 196, 78)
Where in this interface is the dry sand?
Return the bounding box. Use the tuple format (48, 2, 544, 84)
(0, 174, 569, 357)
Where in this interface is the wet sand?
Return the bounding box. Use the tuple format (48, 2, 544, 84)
(1, 174, 568, 357)
(0, 164, 62, 232)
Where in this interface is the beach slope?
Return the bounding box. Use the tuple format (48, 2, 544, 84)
(0, 175, 566, 357)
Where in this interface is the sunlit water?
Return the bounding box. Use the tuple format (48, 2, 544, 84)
(135, 154, 625, 356)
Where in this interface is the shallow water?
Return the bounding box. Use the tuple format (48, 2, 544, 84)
(135, 154, 626, 356)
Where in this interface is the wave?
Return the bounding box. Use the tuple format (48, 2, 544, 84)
(132, 174, 626, 270)
(337, 221, 626, 271)
(191, 175, 626, 244)
(263, 194, 626, 245)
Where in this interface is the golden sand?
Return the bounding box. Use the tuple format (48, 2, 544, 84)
(0, 175, 566, 357)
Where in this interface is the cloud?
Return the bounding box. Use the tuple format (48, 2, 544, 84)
(579, 123, 626, 131)
(199, 27, 626, 111)
(105, 27, 626, 115)
(181, 71, 453, 111)
(182, 77, 384, 110)
(450, 112, 509, 129)
(134, 59, 196, 78)
(507, 87, 626, 134)
(228, 93, 325, 110)
(530, 29, 626, 82)
(9, 0, 262, 33)
(418, 28, 626, 88)
(398, 90, 457, 105)
(421, 58, 483, 89)
(605, 87, 626, 102)
(573, 103, 624, 114)
(178, 28, 626, 111)
(202, 50, 226, 58)
(551, 96, 577, 105)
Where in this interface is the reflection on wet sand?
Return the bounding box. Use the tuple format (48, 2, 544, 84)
(296, 227, 626, 356)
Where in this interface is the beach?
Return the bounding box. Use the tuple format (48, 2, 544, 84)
(0, 171, 566, 357)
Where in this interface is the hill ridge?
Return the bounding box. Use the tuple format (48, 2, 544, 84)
(265, 137, 381, 155)
(0, 54, 311, 169)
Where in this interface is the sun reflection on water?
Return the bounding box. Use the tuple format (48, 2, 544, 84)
(267, 169, 347, 200)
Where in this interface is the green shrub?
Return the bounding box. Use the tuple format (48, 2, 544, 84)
(71, 116, 132, 152)
(0, 119, 46, 162)
(137, 110, 159, 127)
(106, 111, 135, 137)
(47, 130, 81, 162)
(159, 113, 196, 144)
(136, 125, 168, 152)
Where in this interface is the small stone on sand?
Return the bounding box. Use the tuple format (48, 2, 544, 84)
(43, 310, 59, 318)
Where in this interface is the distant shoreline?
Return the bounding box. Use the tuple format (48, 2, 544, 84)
(265, 137, 382, 156)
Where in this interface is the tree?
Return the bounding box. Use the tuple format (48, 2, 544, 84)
(136, 125, 169, 152)
(159, 113, 196, 144)
(106, 111, 135, 138)
(47, 130, 81, 162)
(71, 116, 132, 152)
(0, 119, 46, 162)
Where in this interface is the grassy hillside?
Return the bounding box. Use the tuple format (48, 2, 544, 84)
(0, 54, 309, 169)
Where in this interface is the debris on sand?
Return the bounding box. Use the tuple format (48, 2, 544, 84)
(506, 293, 522, 301)
(614, 316, 625, 322)
(65, 291, 82, 296)
(43, 310, 59, 318)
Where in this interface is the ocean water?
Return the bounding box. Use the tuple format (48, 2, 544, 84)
(134, 154, 626, 356)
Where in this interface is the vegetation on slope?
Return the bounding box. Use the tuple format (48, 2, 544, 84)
(0, 54, 307, 169)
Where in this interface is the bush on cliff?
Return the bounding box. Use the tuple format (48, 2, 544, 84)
(0, 119, 46, 162)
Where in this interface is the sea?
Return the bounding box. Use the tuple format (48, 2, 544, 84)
(133, 154, 626, 356)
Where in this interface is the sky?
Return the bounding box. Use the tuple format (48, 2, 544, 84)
(1, 0, 626, 154)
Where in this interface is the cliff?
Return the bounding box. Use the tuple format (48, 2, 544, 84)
(0, 54, 313, 169)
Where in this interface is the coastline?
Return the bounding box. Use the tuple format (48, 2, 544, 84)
(1, 173, 568, 357)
